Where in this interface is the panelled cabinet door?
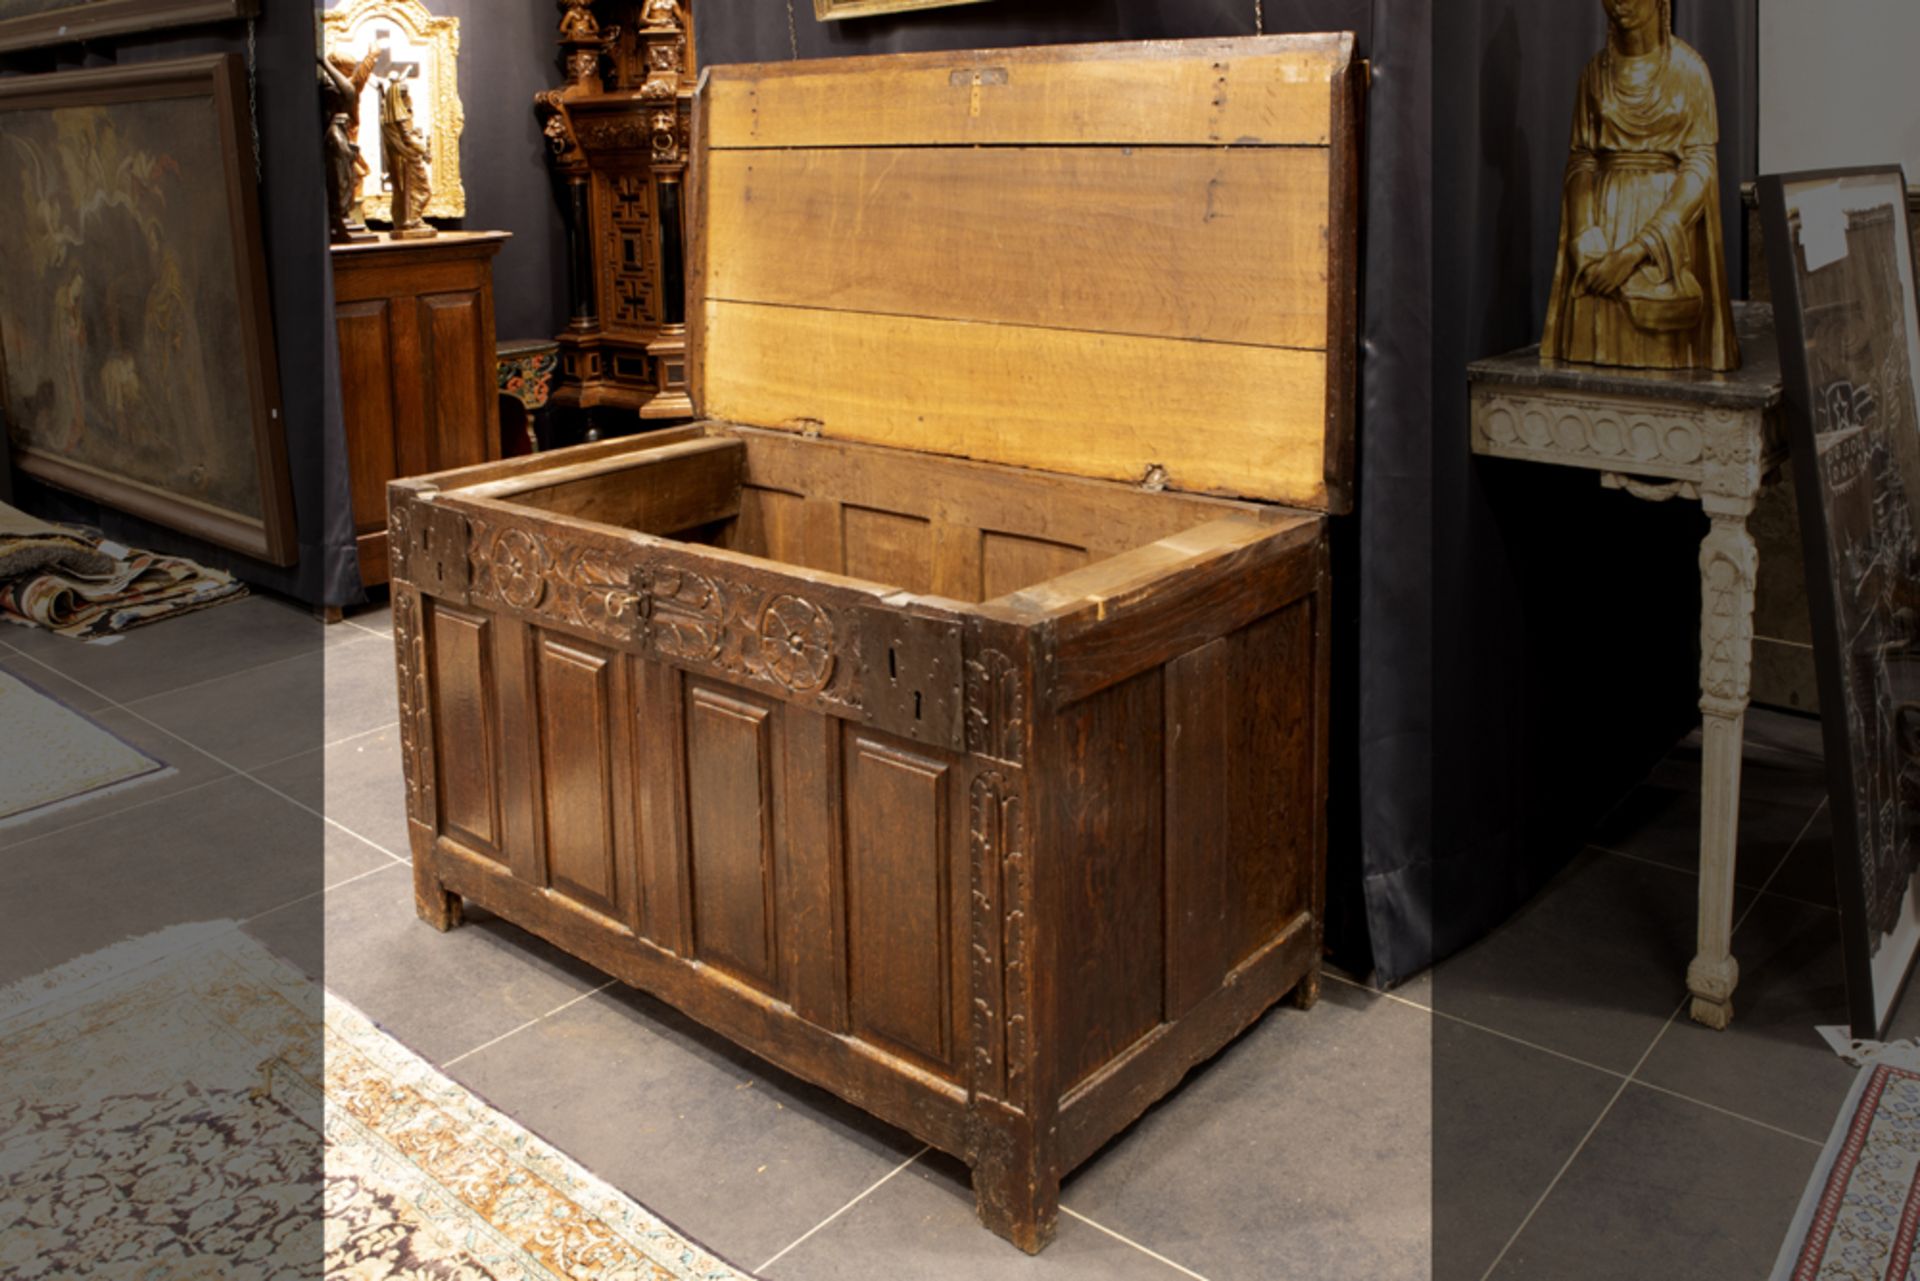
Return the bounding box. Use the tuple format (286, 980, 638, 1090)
(332, 231, 508, 587)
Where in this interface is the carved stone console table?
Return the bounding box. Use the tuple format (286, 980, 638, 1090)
(1469, 303, 1785, 1030)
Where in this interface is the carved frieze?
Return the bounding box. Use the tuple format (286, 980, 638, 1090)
(1472, 388, 1779, 481)
(635, 560, 860, 708)
(966, 649, 1025, 766)
(466, 516, 641, 641)
(392, 588, 436, 827)
(970, 771, 1029, 1109)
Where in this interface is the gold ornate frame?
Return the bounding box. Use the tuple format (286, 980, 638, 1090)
(323, 0, 465, 223)
(814, 0, 992, 19)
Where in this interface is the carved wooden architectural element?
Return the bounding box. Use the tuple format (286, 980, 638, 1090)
(535, 0, 696, 426)
(1470, 302, 1784, 1031)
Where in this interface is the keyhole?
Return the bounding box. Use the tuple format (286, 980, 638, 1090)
(913, 690, 922, 720)
(888, 646, 897, 680)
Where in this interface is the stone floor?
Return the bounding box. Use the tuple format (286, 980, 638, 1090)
(0, 589, 1886, 1279)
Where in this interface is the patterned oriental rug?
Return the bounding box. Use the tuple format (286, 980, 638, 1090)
(0, 502, 245, 639)
(0, 667, 163, 820)
(0, 926, 758, 1280)
(1772, 1053, 1920, 1280)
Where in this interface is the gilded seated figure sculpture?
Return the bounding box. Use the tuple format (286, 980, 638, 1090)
(1542, 0, 1739, 371)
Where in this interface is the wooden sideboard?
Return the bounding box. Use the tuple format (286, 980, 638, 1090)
(332, 231, 509, 587)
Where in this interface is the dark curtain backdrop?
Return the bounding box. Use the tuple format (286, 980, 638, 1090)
(0, 8, 359, 610)
(425, 0, 570, 344)
(1419, 0, 1760, 984)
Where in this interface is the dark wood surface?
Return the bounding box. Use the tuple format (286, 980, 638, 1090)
(334, 231, 508, 587)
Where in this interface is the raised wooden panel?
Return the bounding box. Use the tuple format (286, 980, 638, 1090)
(843, 505, 934, 595)
(1164, 601, 1315, 1019)
(421, 291, 487, 470)
(981, 531, 1088, 601)
(699, 300, 1331, 507)
(335, 299, 395, 533)
(686, 684, 781, 990)
(844, 734, 954, 1071)
(706, 146, 1331, 351)
(703, 36, 1351, 149)
(1050, 668, 1166, 1089)
(536, 636, 622, 919)
(429, 605, 499, 855)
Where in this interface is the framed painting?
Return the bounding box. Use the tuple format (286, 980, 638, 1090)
(815, 0, 992, 19)
(0, 0, 257, 54)
(1762, 167, 1920, 1037)
(0, 55, 295, 564)
(322, 0, 465, 224)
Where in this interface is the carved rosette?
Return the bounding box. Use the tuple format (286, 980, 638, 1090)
(635, 562, 860, 707)
(466, 518, 642, 641)
(970, 771, 1029, 1109)
(965, 649, 1025, 766)
(392, 588, 436, 827)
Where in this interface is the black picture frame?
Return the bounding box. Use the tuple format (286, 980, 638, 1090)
(1762, 166, 1920, 1038)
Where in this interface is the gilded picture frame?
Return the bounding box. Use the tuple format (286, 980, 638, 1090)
(0, 0, 257, 54)
(322, 0, 465, 223)
(0, 55, 296, 564)
(815, 0, 992, 20)
(1762, 166, 1920, 1038)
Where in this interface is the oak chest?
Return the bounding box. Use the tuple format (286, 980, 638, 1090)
(389, 34, 1360, 1252)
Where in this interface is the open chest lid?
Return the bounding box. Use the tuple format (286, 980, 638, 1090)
(687, 33, 1362, 514)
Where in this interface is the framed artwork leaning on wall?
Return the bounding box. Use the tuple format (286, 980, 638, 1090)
(1762, 167, 1920, 1038)
(815, 0, 992, 20)
(0, 0, 257, 54)
(0, 55, 296, 565)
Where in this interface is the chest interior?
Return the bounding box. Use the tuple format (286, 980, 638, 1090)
(476, 34, 1360, 605)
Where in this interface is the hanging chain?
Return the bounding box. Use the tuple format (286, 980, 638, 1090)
(1254, 0, 1264, 34)
(245, 16, 262, 183)
(786, 0, 799, 59)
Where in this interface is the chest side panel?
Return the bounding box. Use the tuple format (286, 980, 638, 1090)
(691, 35, 1359, 512)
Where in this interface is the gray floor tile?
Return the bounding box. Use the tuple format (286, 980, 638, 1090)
(1636, 892, 1851, 1142)
(342, 599, 392, 637)
(0, 594, 329, 704)
(306, 862, 609, 1066)
(254, 724, 409, 860)
(445, 983, 923, 1271)
(2, 648, 111, 713)
(122, 631, 393, 772)
(1064, 983, 1431, 1281)
(0, 774, 327, 986)
(1764, 805, 1838, 910)
(765, 1153, 1200, 1281)
(1429, 849, 1747, 1073)
(0, 705, 233, 850)
(1432, 1018, 1621, 1281)
(1490, 1084, 1816, 1281)
(1591, 748, 1824, 889)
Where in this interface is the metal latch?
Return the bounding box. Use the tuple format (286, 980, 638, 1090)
(856, 606, 964, 751)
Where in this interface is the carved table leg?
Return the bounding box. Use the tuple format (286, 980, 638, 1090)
(1689, 495, 1758, 1030)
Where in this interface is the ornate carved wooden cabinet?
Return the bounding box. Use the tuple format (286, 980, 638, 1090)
(536, 0, 696, 424)
(393, 36, 1359, 1252)
(333, 231, 508, 587)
